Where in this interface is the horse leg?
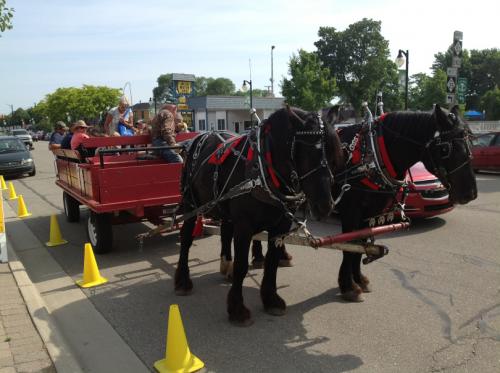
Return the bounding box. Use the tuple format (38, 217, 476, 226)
(251, 240, 265, 268)
(352, 251, 372, 293)
(227, 226, 253, 326)
(338, 251, 364, 302)
(278, 244, 293, 267)
(220, 220, 234, 281)
(261, 239, 286, 316)
(174, 216, 196, 296)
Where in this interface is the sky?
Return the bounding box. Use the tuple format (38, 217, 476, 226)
(0, 0, 498, 113)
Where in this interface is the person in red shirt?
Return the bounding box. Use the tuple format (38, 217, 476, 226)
(70, 120, 90, 150)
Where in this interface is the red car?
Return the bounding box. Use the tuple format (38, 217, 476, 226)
(402, 162, 454, 218)
(471, 132, 500, 172)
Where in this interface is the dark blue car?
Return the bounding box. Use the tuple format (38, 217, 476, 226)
(0, 136, 36, 177)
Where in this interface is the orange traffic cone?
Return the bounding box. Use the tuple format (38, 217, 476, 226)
(154, 304, 204, 373)
(45, 215, 68, 247)
(192, 215, 203, 238)
(0, 175, 7, 191)
(76, 243, 108, 288)
(17, 195, 32, 218)
(7, 182, 17, 200)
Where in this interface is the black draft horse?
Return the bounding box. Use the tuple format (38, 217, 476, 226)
(175, 107, 343, 325)
(333, 104, 477, 302)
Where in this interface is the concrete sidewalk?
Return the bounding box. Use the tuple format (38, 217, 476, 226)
(3, 198, 149, 373)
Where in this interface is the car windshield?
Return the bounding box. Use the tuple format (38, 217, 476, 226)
(0, 138, 26, 153)
(12, 129, 28, 135)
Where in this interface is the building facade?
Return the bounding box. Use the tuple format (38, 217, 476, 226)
(187, 96, 285, 133)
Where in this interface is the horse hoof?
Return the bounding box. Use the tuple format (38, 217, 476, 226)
(360, 283, 372, 293)
(264, 307, 287, 316)
(278, 259, 293, 267)
(252, 258, 265, 269)
(341, 290, 364, 302)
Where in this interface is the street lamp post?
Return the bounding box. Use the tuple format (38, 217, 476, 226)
(270, 45, 275, 96)
(395, 49, 409, 110)
(242, 80, 253, 111)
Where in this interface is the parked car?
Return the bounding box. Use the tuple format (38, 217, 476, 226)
(0, 136, 36, 177)
(471, 132, 500, 172)
(9, 128, 34, 150)
(401, 162, 454, 219)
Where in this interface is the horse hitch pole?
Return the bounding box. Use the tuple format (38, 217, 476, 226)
(311, 222, 410, 248)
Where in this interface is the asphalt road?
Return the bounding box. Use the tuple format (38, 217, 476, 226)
(6, 142, 500, 373)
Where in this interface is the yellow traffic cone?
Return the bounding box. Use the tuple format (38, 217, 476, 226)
(45, 215, 68, 247)
(0, 175, 7, 190)
(76, 243, 108, 288)
(8, 182, 17, 200)
(154, 304, 204, 373)
(17, 195, 32, 218)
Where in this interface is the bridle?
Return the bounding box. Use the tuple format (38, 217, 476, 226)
(423, 113, 473, 189)
(288, 112, 335, 189)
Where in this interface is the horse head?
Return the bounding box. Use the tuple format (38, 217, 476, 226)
(271, 106, 342, 219)
(423, 104, 478, 204)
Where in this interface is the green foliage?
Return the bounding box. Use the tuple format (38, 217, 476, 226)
(0, 0, 14, 35)
(153, 74, 175, 103)
(409, 70, 447, 110)
(481, 87, 500, 120)
(281, 49, 336, 111)
(315, 18, 401, 114)
(35, 85, 121, 129)
(206, 77, 235, 95)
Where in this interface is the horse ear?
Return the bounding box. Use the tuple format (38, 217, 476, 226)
(450, 105, 460, 116)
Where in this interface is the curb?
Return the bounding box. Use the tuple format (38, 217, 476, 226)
(3, 200, 84, 373)
(3, 195, 150, 373)
(8, 244, 84, 373)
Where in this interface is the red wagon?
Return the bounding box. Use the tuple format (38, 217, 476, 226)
(54, 133, 197, 253)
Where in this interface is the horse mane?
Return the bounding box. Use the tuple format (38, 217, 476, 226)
(382, 111, 436, 142)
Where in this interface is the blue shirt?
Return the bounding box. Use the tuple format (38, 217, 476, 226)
(60, 133, 73, 149)
(49, 131, 65, 145)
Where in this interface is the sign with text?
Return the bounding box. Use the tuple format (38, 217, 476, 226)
(176, 81, 193, 96)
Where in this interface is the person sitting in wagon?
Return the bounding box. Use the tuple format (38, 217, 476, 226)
(104, 96, 134, 136)
(150, 104, 182, 163)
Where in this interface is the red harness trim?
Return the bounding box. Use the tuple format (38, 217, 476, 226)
(265, 151, 280, 188)
(377, 135, 397, 178)
(208, 136, 242, 165)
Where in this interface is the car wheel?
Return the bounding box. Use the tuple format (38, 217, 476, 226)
(87, 211, 113, 254)
(28, 166, 36, 177)
(63, 192, 80, 222)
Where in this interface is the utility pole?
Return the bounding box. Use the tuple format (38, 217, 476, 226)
(270, 45, 275, 96)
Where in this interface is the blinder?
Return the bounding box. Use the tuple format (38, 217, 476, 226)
(291, 115, 335, 185)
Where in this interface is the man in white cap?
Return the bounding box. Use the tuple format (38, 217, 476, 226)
(104, 96, 134, 136)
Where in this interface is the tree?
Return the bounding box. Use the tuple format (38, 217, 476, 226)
(281, 49, 336, 111)
(315, 18, 402, 114)
(35, 85, 121, 129)
(408, 70, 447, 110)
(481, 87, 500, 120)
(0, 0, 14, 36)
(153, 74, 175, 103)
(205, 78, 235, 95)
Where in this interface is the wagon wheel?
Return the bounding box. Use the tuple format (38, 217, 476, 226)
(63, 192, 80, 222)
(87, 211, 113, 254)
